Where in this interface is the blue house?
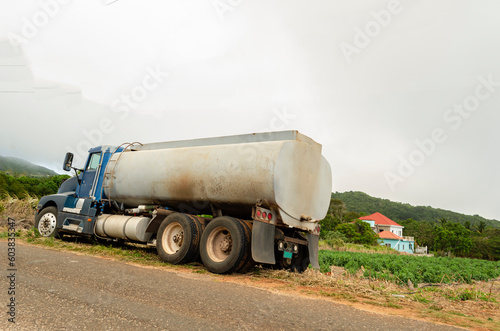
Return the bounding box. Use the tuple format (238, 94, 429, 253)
(359, 212, 414, 254)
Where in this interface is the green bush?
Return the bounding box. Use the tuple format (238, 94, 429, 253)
(335, 219, 379, 245)
(323, 231, 347, 247)
(319, 214, 339, 236)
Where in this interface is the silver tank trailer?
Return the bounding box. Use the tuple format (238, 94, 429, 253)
(102, 131, 332, 232)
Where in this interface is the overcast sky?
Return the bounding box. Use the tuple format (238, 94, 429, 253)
(0, 0, 499, 221)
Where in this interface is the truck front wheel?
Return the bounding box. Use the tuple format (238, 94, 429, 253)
(157, 213, 202, 264)
(200, 217, 250, 274)
(35, 206, 60, 237)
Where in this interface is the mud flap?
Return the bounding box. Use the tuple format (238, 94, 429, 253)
(251, 220, 276, 264)
(307, 233, 320, 269)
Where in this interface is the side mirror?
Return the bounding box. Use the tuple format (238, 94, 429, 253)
(63, 152, 74, 172)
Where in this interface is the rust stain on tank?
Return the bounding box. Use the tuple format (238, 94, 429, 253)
(167, 172, 195, 200)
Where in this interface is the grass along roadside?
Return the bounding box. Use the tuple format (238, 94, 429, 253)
(1, 227, 499, 330)
(0, 196, 38, 229)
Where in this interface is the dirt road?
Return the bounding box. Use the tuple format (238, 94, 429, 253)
(1, 243, 461, 330)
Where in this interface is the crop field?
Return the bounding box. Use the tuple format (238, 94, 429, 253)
(318, 250, 500, 285)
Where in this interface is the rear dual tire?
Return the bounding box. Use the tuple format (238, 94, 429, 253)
(200, 217, 252, 274)
(156, 213, 203, 264)
(157, 213, 254, 274)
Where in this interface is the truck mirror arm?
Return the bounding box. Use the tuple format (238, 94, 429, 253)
(71, 166, 83, 185)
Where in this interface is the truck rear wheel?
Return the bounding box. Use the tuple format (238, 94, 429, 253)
(35, 206, 60, 238)
(235, 220, 254, 273)
(275, 245, 310, 273)
(157, 213, 202, 264)
(200, 217, 250, 274)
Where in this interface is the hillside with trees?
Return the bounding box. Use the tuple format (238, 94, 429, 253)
(0, 156, 68, 199)
(0, 155, 57, 177)
(331, 191, 499, 229)
(320, 192, 500, 261)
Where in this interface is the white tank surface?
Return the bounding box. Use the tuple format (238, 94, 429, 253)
(103, 131, 332, 232)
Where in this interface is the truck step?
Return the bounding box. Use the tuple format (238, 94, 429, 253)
(62, 224, 82, 233)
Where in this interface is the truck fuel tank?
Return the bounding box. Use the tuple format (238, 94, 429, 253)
(95, 214, 152, 242)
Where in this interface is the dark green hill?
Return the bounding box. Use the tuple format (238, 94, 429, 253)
(0, 155, 57, 177)
(331, 191, 500, 229)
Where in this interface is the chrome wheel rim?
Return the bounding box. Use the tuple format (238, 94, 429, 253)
(38, 212, 57, 236)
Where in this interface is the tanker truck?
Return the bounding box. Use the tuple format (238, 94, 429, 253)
(35, 131, 332, 274)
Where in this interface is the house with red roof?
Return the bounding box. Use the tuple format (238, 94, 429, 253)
(359, 212, 415, 253)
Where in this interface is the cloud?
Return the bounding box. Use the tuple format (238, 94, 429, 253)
(1, 1, 499, 221)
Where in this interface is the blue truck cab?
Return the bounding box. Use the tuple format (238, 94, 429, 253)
(34, 146, 118, 237)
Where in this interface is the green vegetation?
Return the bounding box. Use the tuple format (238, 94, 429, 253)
(400, 218, 500, 260)
(335, 219, 379, 245)
(0, 171, 69, 199)
(320, 239, 399, 255)
(321, 193, 500, 261)
(0, 156, 68, 199)
(319, 198, 371, 247)
(433, 219, 473, 255)
(318, 250, 500, 285)
(332, 191, 499, 229)
(0, 155, 57, 177)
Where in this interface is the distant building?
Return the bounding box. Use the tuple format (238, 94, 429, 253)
(414, 246, 428, 254)
(359, 212, 414, 254)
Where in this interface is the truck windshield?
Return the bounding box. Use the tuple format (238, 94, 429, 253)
(87, 153, 102, 171)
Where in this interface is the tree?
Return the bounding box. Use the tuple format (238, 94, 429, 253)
(9, 181, 27, 199)
(329, 199, 347, 223)
(336, 219, 379, 245)
(331, 191, 500, 231)
(399, 218, 435, 249)
(476, 221, 487, 233)
(320, 199, 349, 238)
(470, 228, 500, 261)
(344, 211, 361, 222)
(319, 214, 340, 237)
(0, 171, 70, 198)
(483, 228, 500, 260)
(434, 221, 473, 256)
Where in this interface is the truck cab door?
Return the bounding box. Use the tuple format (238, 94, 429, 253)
(78, 152, 102, 199)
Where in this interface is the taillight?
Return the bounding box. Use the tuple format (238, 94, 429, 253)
(254, 207, 275, 222)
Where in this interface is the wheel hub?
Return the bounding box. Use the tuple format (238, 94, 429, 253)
(173, 232, 184, 246)
(206, 227, 233, 262)
(163, 222, 184, 254)
(219, 236, 232, 253)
